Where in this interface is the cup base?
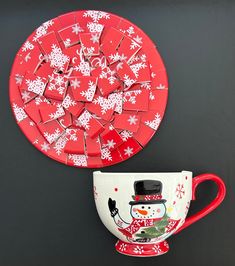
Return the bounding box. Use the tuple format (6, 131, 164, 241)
(115, 240, 169, 257)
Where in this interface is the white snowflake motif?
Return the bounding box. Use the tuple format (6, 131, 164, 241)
(22, 41, 34, 52)
(133, 246, 144, 255)
(54, 75, 65, 86)
(43, 20, 54, 29)
(77, 110, 92, 130)
(70, 78, 81, 89)
(26, 77, 46, 95)
(53, 134, 67, 155)
(101, 148, 112, 161)
(15, 74, 23, 85)
(87, 22, 103, 33)
(176, 184, 185, 199)
(12, 103, 27, 122)
(126, 26, 135, 36)
(41, 142, 50, 152)
(83, 10, 110, 23)
(129, 55, 139, 64)
(130, 62, 147, 78)
(151, 71, 156, 79)
(128, 115, 138, 125)
(119, 243, 127, 252)
(123, 90, 142, 104)
(106, 139, 116, 149)
(149, 91, 155, 101)
(24, 52, 31, 62)
(21, 91, 32, 102)
(108, 92, 123, 114)
(129, 53, 147, 65)
(74, 61, 90, 76)
(62, 94, 77, 109)
(123, 74, 136, 88)
(66, 129, 78, 141)
(141, 82, 151, 90)
(145, 113, 161, 130)
(152, 245, 162, 254)
(48, 44, 70, 72)
(124, 146, 133, 157)
(72, 23, 84, 35)
(90, 33, 99, 44)
(80, 80, 96, 101)
(29, 121, 34, 126)
(164, 241, 169, 249)
(106, 72, 117, 86)
(48, 105, 65, 120)
(33, 20, 54, 41)
(68, 154, 87, 167)
(157, 84, 166, 90)
(109, 52, 120, 63)
(64, 38, 71, 47)
(99, 67, 116, 85)
(133, 35, 143, 44)
(140, 54, 147, 62)
(93, 96, 115, 115)
(130, 40, 140, 50)
(119, 53, 128, 61)
(34, 96, 48, 106)
(120, 130, 133, 141)
(74, 119, 82, 127)
(116, 61, 123, 70)
(119, 28, 125, 34)
(33, 26, 47, 41)
(44, 128, 62, 144)
(47, 74, 68, 96)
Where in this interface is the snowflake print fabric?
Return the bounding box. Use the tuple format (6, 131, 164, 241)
(9, 10, 168, 168)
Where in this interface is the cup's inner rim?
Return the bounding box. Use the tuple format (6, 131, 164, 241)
(93, 170, 192, 174)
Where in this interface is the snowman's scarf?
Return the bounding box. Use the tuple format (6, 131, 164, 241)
(118, 218, 162, 238)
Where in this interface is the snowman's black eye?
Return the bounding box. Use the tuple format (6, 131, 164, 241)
(148, 206, 151, 209)
(142, 206, 145, 209)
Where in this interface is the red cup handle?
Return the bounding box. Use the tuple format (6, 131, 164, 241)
(175, 173, 226, 234)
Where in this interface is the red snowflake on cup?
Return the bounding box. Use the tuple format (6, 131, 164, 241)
(175, 184, 185, 199)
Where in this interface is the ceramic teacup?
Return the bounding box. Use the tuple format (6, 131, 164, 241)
(93, 171, 226, 257)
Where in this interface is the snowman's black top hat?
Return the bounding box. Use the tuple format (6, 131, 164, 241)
(129, 180, 166, 205)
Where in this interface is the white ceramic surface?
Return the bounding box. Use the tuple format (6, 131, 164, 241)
(93, 171, 192, 243)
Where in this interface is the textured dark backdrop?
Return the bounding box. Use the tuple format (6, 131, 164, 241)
(0, 0, 234, 265)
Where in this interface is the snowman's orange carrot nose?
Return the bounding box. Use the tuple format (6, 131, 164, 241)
(137, 209, 148, 215)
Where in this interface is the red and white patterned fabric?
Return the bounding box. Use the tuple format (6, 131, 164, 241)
(118, 218, 162, 238)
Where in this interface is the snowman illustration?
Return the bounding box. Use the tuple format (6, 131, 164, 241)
(108, 180, 169, 243)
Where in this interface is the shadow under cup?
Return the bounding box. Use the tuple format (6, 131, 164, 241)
(93, 171, 226, 257)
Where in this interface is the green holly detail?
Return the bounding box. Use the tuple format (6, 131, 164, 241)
(135, 214, 170, 239)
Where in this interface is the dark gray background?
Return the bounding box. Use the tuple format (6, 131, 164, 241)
(0, 0, 234, 265)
